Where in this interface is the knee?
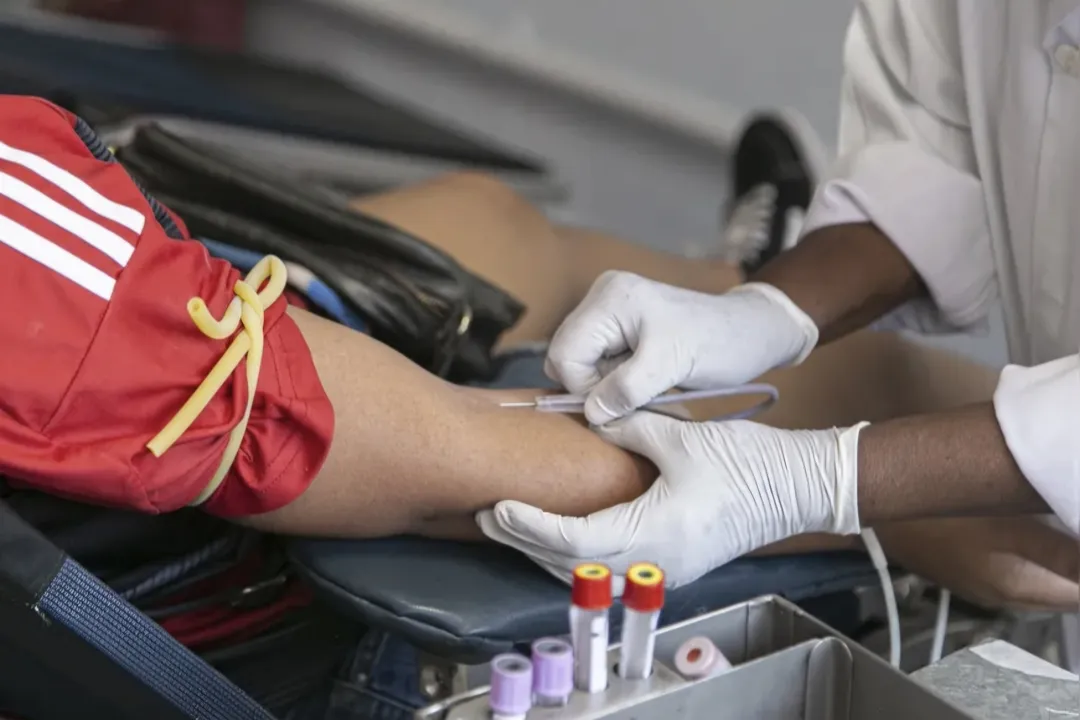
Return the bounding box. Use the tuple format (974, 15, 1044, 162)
(431, 171, 543, 226)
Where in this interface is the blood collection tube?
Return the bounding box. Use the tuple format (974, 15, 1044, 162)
(618, 562, 665, 680)
(489, 653, 534, 720)
(674, 636, 732, 680)
(570, 562, 613, 693)
(531, 637, 574, 707)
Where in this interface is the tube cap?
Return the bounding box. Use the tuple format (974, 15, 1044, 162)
(622, 562, 665, 612)
(571, 563, 613, 610)
(490, 654, 533, 716)
(674, 636, 731, 679)
(531, 638, 573, 703)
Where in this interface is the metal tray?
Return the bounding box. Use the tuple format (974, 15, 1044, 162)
(416, 595, 977, 720)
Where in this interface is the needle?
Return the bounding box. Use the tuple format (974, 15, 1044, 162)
(498, 383, 779, 421)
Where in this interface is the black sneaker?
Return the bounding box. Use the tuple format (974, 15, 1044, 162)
(721, 111, 828, 276)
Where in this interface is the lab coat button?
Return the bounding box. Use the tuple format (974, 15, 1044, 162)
(1053, 44, 1080, 74)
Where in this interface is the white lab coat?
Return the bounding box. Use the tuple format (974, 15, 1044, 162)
(801, 0, 1080, 534)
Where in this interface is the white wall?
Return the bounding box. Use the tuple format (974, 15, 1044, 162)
(247, 0, 748, 257)
(405, 0, 857, 144)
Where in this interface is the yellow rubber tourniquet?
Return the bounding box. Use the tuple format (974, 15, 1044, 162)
(147, 255, 288, 507)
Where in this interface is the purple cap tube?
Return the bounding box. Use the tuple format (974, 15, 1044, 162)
(531, 637, 574, 706)
(490, 653, 533, 719)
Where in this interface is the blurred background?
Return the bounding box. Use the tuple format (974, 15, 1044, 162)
(0, 0, 1005, 366)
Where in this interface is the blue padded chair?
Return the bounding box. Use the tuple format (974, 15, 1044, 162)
(0, 498, 278, 720)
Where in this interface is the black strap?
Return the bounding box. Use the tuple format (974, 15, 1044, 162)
(0, 499, 66, 605)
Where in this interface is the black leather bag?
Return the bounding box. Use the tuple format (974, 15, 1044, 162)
(114, 123, 524, 381)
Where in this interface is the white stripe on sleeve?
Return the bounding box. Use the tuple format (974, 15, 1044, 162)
(0, 169, 134, 266)
(0, 211, 115, 300)
(0, 139, 146, 236)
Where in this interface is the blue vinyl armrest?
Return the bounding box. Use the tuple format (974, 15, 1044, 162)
(287, 536, 877, 664)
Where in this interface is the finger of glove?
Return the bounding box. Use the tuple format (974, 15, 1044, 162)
(477, 515, 597, 588)
(478, 506, 576, 561)
(478, 511, 575, 578)
(545, 313, 632, 394)
(583, 340, 683, 425)
(593, 410, 684, 462)
(544, 354, 630, 405)
(475, 507, 558, 561)
(545, 273, 639, 392)
(489, 499, 639, 559)
(543, 353, 630, 408)
(543, 352, 628, 402)
(479, 509, 632, 595)
(594, 352, 630, 379)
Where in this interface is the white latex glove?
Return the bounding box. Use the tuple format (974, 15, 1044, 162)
(478, 412, 867, 589)
(544, 272, 819, 426)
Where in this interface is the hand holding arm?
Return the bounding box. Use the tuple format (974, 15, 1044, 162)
(479, 399, 1051, 588)
(479, 412, 864, 588)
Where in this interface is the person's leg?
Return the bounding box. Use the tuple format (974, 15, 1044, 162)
(690, 329, 1001, 429)
(351, 173, 742, 347)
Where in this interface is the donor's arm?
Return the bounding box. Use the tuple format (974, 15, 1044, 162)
(243, 308, 656, 541)
(244, 308, 853, 557)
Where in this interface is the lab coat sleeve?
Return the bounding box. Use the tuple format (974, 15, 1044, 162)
(993, 354, 1080, 535)
(800, 0, 997, 333)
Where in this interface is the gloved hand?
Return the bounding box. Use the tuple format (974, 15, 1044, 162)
(477, 411, 867, 589)
(544, 271, 819, 426)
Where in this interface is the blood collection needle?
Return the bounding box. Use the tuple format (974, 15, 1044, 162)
(499, 383, 778, 421)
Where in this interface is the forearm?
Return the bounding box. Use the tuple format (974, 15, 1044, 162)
(751, 223, 926, 344)
(246, 309, 655, 540)
(413, 387, 656, 540)
(856, 402, 1049, 523)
